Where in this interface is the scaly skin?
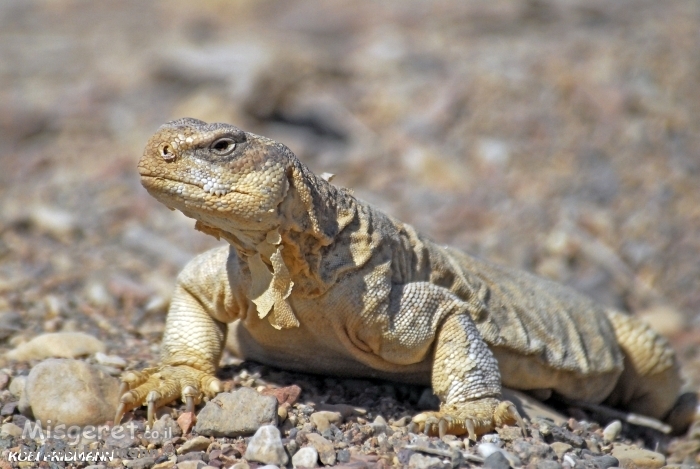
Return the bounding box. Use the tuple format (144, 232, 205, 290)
(118, 118, 692, 438)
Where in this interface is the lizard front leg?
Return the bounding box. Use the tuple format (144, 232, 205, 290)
(116, 247, 235, 426)
(413, 313, 524, 440)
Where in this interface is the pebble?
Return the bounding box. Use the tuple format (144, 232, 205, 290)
(94, 352, 127, 368)
(292, 446, 319, 468)
(0, 372, 8, 390)
(123, 457, 156, 469)
(195, 387, 277, 437)
(177, 435, 211, 454)
(244, 425, 288, 466)
(0, 423, 22, 438)
(177, 411, 196, 434)
(305, 433, 336, 465)
(535, 461, 561, 469)
(611, 444, 666, 469)
(260, 384, 302, 405)
(477, 443, 520, 467)
(371, 415, 388, 434)
(175, 461, 207, 469)
(549, 425, 584, 447)
(8, 376, 26, 399)
(147, 414, 183, 445)
(408, 452, 448, 469)
(310, 410, 343, 432)
(24, 358, 119, 426)
(483, 451, 511, 469)
(229, 462, 250, 469)
(549, 441, 572, 460)
(104, 424, 140, 448)
(152, 456, 177, 469)
(5, 332, 106, 361)
(602, 419, 622, 442)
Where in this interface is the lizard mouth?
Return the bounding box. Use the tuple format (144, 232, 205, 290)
(140, 175, 249, 198)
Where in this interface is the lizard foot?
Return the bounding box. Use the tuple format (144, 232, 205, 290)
(412, 398, 525, 441)
(115, 365, 223, 427)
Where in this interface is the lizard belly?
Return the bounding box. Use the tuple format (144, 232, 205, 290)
(225, 297, 432, 384)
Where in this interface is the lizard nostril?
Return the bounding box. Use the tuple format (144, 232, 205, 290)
(159, 143, 175, 161)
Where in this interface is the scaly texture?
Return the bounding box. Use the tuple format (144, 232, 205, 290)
(118, 118, 692, 437)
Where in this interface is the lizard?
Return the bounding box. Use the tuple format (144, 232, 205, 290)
(116, 117, 693, 439)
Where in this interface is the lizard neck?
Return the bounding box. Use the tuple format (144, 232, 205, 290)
(275, 160, 356, 297)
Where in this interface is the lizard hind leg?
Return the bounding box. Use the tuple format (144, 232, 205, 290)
(603, 309, 690, 433)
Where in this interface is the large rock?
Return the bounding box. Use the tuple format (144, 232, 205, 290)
(243, 425, 288, 466)
(6, 332, 106, 362)
(24, 358, 119, 427)
(194, 387, 277, 437)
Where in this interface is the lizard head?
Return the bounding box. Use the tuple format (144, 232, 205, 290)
(138, 118, 292, 239)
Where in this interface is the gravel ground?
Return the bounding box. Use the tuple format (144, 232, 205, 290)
(0, 1, 699, 467)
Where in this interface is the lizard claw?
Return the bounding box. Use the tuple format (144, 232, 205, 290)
(114, 402, 126, 426)
(116, 365, 221, 425)
(412, 398, 522, 441)
(146, 391, 160, 429)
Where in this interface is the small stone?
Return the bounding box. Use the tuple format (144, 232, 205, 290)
(94, 352, 127, 368)
(152, 456, 177, 469)
(549, 425, 585, 447)
(195, 387, 277, 437)
(310, 411, 342, 432)
(124, 457, 156, 469)
(244, 425, 288, 466)
(277, 404, 288, 422)
(408, 453, 447, 469)
(292, 446, 319, 468)
(24, 358, 119, 427)
(638, 305, 685, 336)
(6, 332, 105, 361)
(477, 443, 520, 467)
(550, 442, 572, 460)
(104, 424, 140, 448)
(496, 425, 522, 441)
(585, 454, 618, 469)
(147, 414, 182, 445)
(178, 435, 211, 454)
(0, 423, 22, 438)
(260, 384, 302, 405)
(229, 462, 250, 469)
(316, 403, 366, 418)
(371, 415, 388, 434)
(8, 376, 26, 399)
(337, 448, 351, 463)
(535, 461, 561, 469)
(177, 411, 196, 434)
(483, 451, 511, 469)
(305, 433, 335, 465)
(611, 444, 665, 469)
(602, 420, 622, 442)
(0, 373, 8, 390)
(177, 451, 205, 463)
(176, 461, 207, 469)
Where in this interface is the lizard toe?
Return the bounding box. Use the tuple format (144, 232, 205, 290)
(116, 364, 220, 425)
(412, 398, 524, 441)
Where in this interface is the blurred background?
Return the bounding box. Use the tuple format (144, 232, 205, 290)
(0, 1, 699, 387)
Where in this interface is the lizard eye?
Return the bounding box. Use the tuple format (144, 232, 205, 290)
(210, 137, 236, 156)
